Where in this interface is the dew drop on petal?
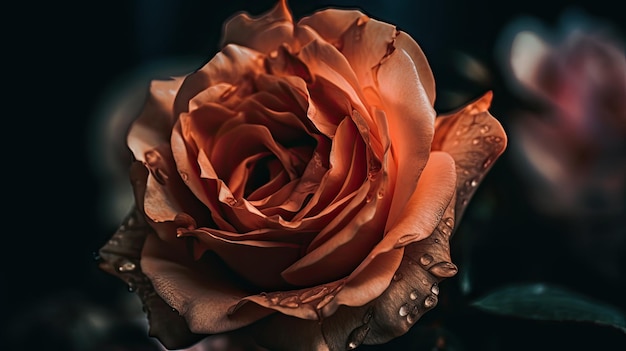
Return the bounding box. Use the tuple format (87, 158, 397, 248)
(420, 254, 433, 266)
(431, 283, 439, 295)
(117, 260, 136, 273)
(398, 303, 410, 316)
(424, 294, 438, 308)
(444, 217, 454, 227)
(346, 323, 370, 350)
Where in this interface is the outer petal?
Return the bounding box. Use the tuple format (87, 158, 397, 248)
(220, 0, 294, 54)
(376, 46, 436, 231)
(98, 209, 204, 350)
(431, 91, 507, 222)
(127, 76, 184, 161)
(322, 151, 456, 314)
(298, 8, 364, 48)
(239, 177, 461, 351)
(141, 233, 275, 335)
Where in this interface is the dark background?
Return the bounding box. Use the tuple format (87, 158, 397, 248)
(4, 0, 626, 350)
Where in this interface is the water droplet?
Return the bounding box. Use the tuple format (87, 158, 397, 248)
(470, 178, 479, 187)
(406, 305, 419, 324)
(419, 254, 433, 266)
(398, 303, 410, 316)
(444, 217, 454, 227)
(441, 226, 451, 236)
(392, 272, 403, 281)
(482, 158, 493, 169)
(269, 50, 278, 58)
(117, 260, 136, 272)
(428, 262, 458, 278)
(424, 294, 438, 308)
(108, 238, 120, 246)
(480, 125, 490, 134)
(127, 279, 137, 292)
(269, 295, 280, 305)
(377, 189, 384, 199)
(92, 252, 101, 262)
(494, 136, 502, 143)
(434, 238, 440, 244)
(431, 284, 439, 295)
(472, 137, 481, 145)
(346, 323, 370, 350)
(409, 290, 419, 300)
(365, 193, 373, 203)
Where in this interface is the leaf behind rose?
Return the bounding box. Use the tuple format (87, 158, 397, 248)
(470, 283, 626, 334)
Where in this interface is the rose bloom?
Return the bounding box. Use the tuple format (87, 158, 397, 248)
(98, 1, 507, 350)
(503, 12, 626, 217)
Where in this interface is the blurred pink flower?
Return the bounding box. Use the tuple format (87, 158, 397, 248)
(500, 11, 626, 217)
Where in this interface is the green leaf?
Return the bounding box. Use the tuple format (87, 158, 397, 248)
(470, 283, 626, 333)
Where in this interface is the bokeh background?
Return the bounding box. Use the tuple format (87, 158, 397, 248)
(4, 0, 625, 350)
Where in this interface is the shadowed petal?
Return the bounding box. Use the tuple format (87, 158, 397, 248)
(181, 228, 303, 290)
(98, 209, 204, 350)
(141, 234, 274, 335)
(432, 91, 507, 222)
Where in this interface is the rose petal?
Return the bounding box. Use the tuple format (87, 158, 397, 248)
(376, 46, 436, 231)
(127, 76, 184, 161)
(173, 45, 265, 116)
(295, 39, 385, 156)
(172, 121, 237, 232)
(98, 209, 204, 350)
(221, 0, 294, 55)
(394, 31, 436, 105)
(320, 151, 456, 314)
(183, 228, 303, 290)
(431, 91, 507, 222)
(141, 233, 274, 335)
(298, 8, 364, 48)
(281, 140, 392, 286)
(291, 116, 364, 220)
(320, 187, 460, 349)
(339, 16, 397, 94)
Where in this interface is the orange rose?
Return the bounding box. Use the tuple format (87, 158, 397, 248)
(98, 1, 507, 350)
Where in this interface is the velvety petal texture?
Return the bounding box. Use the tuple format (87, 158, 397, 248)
(98, 1, 507, 350)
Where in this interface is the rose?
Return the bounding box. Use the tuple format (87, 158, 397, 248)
(97, 1, 507, 350)
(501, 14, 626, 217)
